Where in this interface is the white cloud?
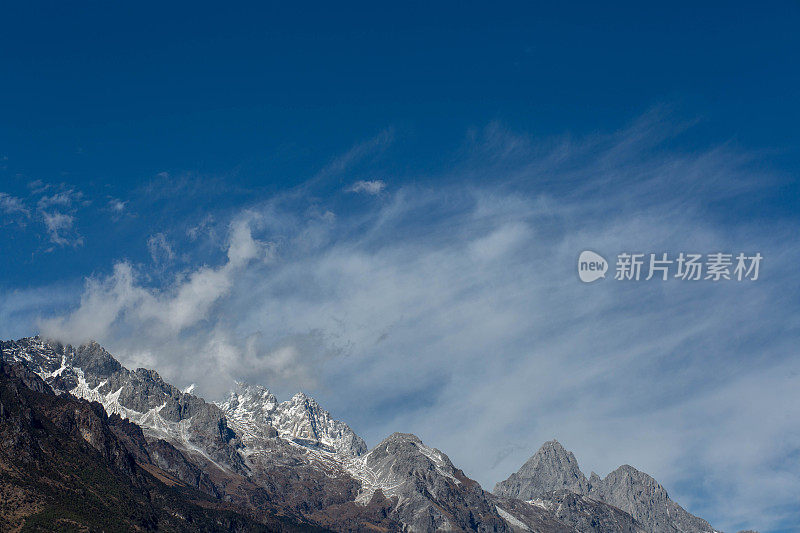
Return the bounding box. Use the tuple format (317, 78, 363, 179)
(108, 198, 127, 212)
(347, 179, 387, 195)
(31, 185, 87, 247)
(147, 233, 175, 265)
(0, 192, 30, 218)
(227, 215, 266, 267)
(41, 211, 82, 247)
(41, 217, 267, 341)
(39, 217, 272, 393)
(37, 189, 85, 210)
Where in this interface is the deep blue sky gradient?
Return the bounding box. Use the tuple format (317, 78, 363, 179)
(2, 3, 798, 192)
(2, 2, 798, 286)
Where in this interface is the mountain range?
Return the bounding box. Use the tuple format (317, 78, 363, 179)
(0, 337, 752, 532)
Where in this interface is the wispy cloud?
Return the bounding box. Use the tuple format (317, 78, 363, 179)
(27, 179, 49, 195)
(347, 179, 386, 195)
(29, 115, 800, 532)
(0, 182, 96, 247)
(107, 198, 127, 213)
(147, 232, 175, 265)
(187, 214, 217, 241)
(41, 211, 82, 247)
(37, 189, 86, 210)
(0, 192, 30, 219)
(315, 129, 394, 182)
(26, 184, 88, 248)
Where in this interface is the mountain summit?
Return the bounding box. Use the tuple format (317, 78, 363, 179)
(494, 439, 589, 499)
(219, 382, 368, 457)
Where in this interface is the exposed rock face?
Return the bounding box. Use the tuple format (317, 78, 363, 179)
(0, 337, 247, 474)
(0, 359, 316, 532)
(495, 441, 718, 533)
(538, 490, 646, 533)
(354, 432, 510, 532)
(219, 383, 367, 457)
(490, 496, 574, 533)
(495, 490, 645, 533)
(494, 440, 589, 499)
(588, 465, 717, 533)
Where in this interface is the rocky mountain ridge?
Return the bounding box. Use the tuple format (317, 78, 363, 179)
(495, 440, 720, 533)
(219, 382, 368, 458)
(0, 357, 318, 532)
(0, 337, 733, 532)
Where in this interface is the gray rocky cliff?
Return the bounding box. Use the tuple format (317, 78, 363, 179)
(495, 441, 718, 533)
(588, 465, 717, 533)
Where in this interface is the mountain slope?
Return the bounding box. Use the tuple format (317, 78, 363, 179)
(1, 337, 247, 474)
(1, 337, 397, 531)
(495, 441, 718, 533)
(491, 491, 645, 533)
(588, 465, 717, 533)
(0, 358, 319, 532)
(350, 432, 510, 532)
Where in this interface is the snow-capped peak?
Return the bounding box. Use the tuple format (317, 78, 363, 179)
(218, 383, 367, 457)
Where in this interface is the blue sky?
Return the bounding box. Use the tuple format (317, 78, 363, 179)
(2, 3, 800, 532)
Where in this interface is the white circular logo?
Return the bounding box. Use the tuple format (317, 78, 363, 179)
(578, 250, 608, 283)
